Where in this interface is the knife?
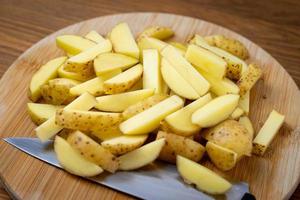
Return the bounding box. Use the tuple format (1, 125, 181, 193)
(3, 137, 252, 200)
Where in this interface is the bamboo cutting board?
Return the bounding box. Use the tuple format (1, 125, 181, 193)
(0, 12, 299, 200)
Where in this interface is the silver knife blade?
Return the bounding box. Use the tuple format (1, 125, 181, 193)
(3, 137, 249, 200)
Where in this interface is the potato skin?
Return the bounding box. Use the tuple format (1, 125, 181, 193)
(156, 131, 205, 164)
(237, 63, 262, 96)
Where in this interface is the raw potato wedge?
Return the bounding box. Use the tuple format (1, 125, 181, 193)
(230, 107, 244, 120)
(122, 94, 167, 119)
(118, 138, 166, 170)
(103, 64, 143, 94)
(120, 95, 184, 135)
(177, 155, 232, 194)
(238, 91, 250, 114)
(127, 78, 143, 91)
(138, 37, 167, 52)
(206, 141, 238, 171)
(29, 57, 67, 102)
(237, 63, 262, 96)
(56, 35, 96, 55)
(138, 26, 174, 40)
(91, 126, 123, 141)
(36, 93, 97, 142)
(40, 78, 79, 105)
(192, 94, 239, 127)
(203, 120, 252, 157)
(161, 45, 210, 96)
(55, 109, 122, 132)
(94, 53, 138, 75)
(165, 93, 212, 136)
(54, 136, 103, 177)
(27, 103, 63, 125)
(161, 58, 199, 100)
(205, 35, 249, 60)
(239, 116, 254, 139)
(101, 135, 148, 155)
(95, 89, 154, 112)
(67, 131, 119, 173)
(169, 42, 187, 52)
(110, 22, 140, 59)
(85, 31, 105, 43)
(70, 77, 104, 96)
(58, 64, 92, 81)
(156, 131, 205, 163)
(253, 110, 285, 155)
(185, 44, 227, 79)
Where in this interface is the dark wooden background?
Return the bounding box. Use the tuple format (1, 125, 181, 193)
(0, 0, 299, 199)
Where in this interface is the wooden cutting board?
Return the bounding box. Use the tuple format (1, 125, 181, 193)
(0, 12, 299, 200)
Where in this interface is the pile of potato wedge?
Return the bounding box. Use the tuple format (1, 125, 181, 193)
(27, 22, 285, 195)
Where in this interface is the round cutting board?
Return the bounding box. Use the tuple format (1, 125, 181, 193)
(0, 12, 299, 200)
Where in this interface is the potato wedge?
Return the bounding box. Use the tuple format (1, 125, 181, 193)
(165, 93, 212, 136)
(40, 78, 79, 105)
(36, 93, 97, 142)
(192, 94, 239, 127)
(94, 53, 138, 75)
(55, 109, 122, 132)
(253, 110, 284, 155)
(27, 103, 63, 125)
(138, 36, 167, 52)
(69, 77, 104, 96)
(237, 63, 262, 96)
(239, 116, 254, 139)
(85, 30, 105, 43)
(138, 26, 174, 40)
(206, 141, 238, 171)
(58, 64, 92, 81)
(238, 91, 250, 115)
(122, 94, 167, 119)
(67, 131, 119, 173)
(95, 89, 154, 112)
(118, 138, 165, 170)
(103, 64, 143, 94)
(157, 131, 205, 163)
(109, 22, 139, 59)
(120, 95, 184, 135)
(29, 56, 67, 102)
(54, 136, 103, 177)
(91, 126, 123, 141)
(101, 135, 148, 155)
(56, 35, 96, 55)
(169, 42, 187, 52)
(230, 107, 244, 120)
(177, 155, 232, 194)
(127, 78, 143, 91)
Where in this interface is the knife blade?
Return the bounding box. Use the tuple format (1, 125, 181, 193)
(3, 137, 250, 200)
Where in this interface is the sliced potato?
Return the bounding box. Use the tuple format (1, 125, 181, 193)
(54, 136, 103, 177)
(67, 131, 119, 173)
(192, 94, 239, 128)
(58, 64, 92, 81)
(85, 30, 105, 43)
(95, 89, 154, 112)
(29, 57, 67, 102)
(169, 42, 187, 52)
(40, 78, 79, 105)
(230, 107, 244, 120)
(157, 131, 205, 163)
(238, 91, 250, 115)
(237, 63, 262, 96)
(94, 53, 138, 75)
(110, 22, 140, 59)
(55, 109, 122, 132)
(138, 36, 167, 52)
(177, 155, 232, 194)
(165, 93, 212, 136)
(101, 135, 148, 155)
(239, 116, 254, 139)
(122, 94, 167, 119)
(138, 26, 174, 40)
(91, 126, 123, 141)
(120, 95, 184, 135)
(56, 35, 96, 55)
(27, 103, 63, 125)
(118, 138, 165, 170)
(127, 78, 143, 91)
(69, 77, 104, 96)
(253, 110, 285, 155)
(206, 141, 238, 171)
(103, 64, 143, 94)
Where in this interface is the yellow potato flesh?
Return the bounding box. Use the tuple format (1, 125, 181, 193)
(230, 107, 244, 120)
(138, 36, 167, 52)
(70, 77, 104, 96)
(27, 103, 63, 125)
(138, 26, 174, 40)
(239, 116, 254, 139)
(238, 91, 250, 114)
(57, 64, 91, 81)
(85, 30, 105, 43)
(91, 126, 123, 141)
(56, 35, 96, 55)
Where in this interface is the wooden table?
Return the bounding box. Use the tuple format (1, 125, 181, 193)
(0, 0, 299, 199)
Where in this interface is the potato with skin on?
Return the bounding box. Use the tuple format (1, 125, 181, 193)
(192, 94, 240, 128)
(84, 31, 105, 43)
(239, 116, 254, 139)
(206, 141, 238, 171)
(118, 138, 166, 170)
(29, 57, 67, 102)
(138, 37, 167, 52)
(91, 126, 123, 141)
(40, 78, 80, 105)
(109, 22, 140, 59)
(156, 131, 205, 163)
(95, 89, 154, 112)
(177, 155, 232, 194)
(238, 91, 250, 115)
(101, 135, 148, 155)
(27, 103, 63, 125)
(67, 131, 119, 173)
(56, 35, 96, 55)
(237, 63, 262, 96)
(54, 136, 103, 177)
(169, 42, 187, 52)
(138, 26, 174, 41)
(103, 64, 143, 94)
(127, 78, 143, 91)
(58, 64, 92, 81)
(122, 94, 167, 119)
(230, 107, 244, 120)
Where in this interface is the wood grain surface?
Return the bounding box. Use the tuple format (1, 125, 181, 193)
(0, 1, 299, 200)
